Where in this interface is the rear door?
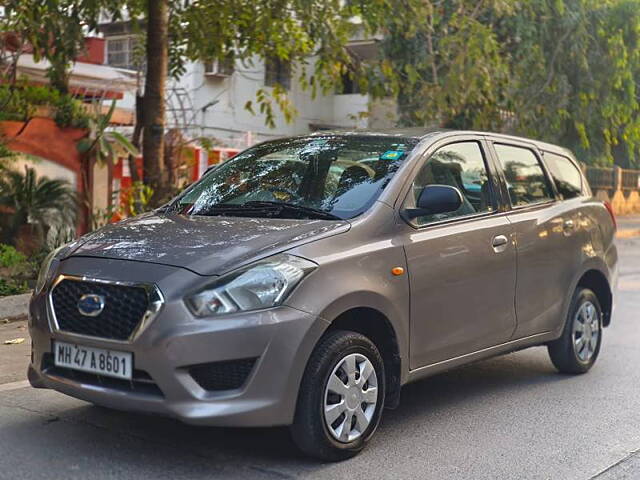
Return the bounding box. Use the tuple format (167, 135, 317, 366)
(487, 139, 581, 338)
(400, 136, 517, 369)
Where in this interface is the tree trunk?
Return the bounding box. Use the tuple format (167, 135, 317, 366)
(142, 0, 169, 205)
(128, 94, 143, 184)
(128, 94, 144, 214)
(49, 58, 70, 95)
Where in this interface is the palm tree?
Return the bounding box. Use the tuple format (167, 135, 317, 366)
(0, 166, 76, 246)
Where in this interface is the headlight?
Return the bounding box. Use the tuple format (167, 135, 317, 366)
(186, 254, 317, 317)
(34, 244, 70, 295)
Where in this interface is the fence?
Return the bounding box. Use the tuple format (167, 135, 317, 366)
(584, 165, 640, 215)
(585, 165, 640, 192)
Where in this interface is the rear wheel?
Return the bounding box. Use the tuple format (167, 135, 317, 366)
(548, 287, 602, 374)
(291, 330, 385, 461)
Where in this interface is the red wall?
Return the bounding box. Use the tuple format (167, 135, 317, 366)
(76, 37, 105, 65)
(0, 117, 89, 232)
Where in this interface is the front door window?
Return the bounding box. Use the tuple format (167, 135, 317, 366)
(406, 141, 495, 226)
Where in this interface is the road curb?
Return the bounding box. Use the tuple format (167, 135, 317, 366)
(0, 293, 31, 324)
(2, 314, 27, 324)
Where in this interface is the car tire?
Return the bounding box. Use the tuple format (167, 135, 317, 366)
(291, 329, 386, 462)
(548, 287, 603, 374)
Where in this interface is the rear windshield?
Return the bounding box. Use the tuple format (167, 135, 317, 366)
(172, 135, 419, 220)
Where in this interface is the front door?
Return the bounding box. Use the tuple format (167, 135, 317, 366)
(401, 139, 517, 369)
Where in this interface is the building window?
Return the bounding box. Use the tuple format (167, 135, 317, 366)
(338, 73, 361, 95)
(106, 36, 141, 70)
(204, 56, 235, 77)
(264, 57, 291, 89)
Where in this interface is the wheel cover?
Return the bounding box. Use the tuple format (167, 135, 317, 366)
(572, 300, 600, 362)
(323, 353, 379, 443)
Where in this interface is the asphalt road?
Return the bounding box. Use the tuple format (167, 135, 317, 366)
(1, 238, 640, 480)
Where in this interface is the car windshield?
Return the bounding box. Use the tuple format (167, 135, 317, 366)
(171, 135, 419, 220)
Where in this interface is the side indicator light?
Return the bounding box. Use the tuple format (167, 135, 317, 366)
(391, 267, 405, 276)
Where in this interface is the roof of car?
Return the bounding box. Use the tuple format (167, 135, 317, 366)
(306, 128, 574, 158)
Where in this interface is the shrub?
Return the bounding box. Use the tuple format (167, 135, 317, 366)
(0, 244, 27, 268)
(0, 277, 29, 296)
(54, 94, 90, 129)
(0, 244, 31, 296)
(0, 83, 91, 128)
(0, 167, 77, 247)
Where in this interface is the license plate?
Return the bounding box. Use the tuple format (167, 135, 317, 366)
(54, 341, 132, 380)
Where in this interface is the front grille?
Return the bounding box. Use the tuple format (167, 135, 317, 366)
(189, 358, 257, 391)
(41, 353, 164, 397)
(51, 279, 149, 341)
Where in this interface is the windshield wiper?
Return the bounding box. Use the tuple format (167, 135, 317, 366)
(244, 201, 342, 220)
(198, 201, 342, 220)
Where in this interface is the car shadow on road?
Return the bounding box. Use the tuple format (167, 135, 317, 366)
(385, 347, 566, 424)
(11, 347, 572, 477)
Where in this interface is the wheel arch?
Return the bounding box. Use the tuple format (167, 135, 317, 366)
(325, 306, 403, 409)
(576, 269, 613, 327)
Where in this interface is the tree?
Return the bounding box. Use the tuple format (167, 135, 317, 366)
(140, 0, 169, 201)
(117, 0, 397, 204)
(0, 166, 76, 246)
(377, 0, 640, 167)
(374, 0, 516, 130)
(2, 1, 122, 93)
(503, 0, 640, 166)
(5, 0, 402, 203)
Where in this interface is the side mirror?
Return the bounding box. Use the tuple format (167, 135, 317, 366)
(405, 184, 463, 219)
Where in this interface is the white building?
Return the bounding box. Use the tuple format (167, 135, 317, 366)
(99, 20, 394, 150)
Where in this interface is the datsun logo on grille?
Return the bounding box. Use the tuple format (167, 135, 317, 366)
(77, 293, 106, 317)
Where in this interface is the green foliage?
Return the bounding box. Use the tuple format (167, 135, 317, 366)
(120, 0, 396, 128)
(54, 94, 91, 129)
(0, 83, 92, 128)
(378, 0, 640, 167)
(0, 277, 29, 296)
(0, 244, 26, 268)
(505, 0, 640, 166)
(12, 0, 640, 167)
(0, 173, 76, 294)
(0, 143, 16, 164)
(0, 84, 42, 121)
(2, 0, 124, 93)
(0, 166, 77, 246)
(77, 101, 139, 163)
(376, 0, 514, 130)
(0, 243, 32, 296)
(126, 181, 154, 217)
(87, 181, 154, 232)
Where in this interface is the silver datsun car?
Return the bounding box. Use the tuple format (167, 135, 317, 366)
(28, 130, 617, 460)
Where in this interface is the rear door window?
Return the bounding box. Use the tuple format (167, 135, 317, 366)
(543, 151, 583, 199)
(494, 144, 553, 207)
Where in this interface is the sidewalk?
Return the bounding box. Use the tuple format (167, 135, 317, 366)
(0, 293, 30, 322)
(0, 319, 30, 384)
(0, 293, 31, 385)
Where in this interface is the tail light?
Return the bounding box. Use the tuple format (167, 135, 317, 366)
(603, 201, 617, 230)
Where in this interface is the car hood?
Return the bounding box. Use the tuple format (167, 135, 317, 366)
(68, 212, 350, 276)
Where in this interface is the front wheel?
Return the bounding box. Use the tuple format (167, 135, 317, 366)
(548, 287, 603, 374)
(291, 330, 385, 461)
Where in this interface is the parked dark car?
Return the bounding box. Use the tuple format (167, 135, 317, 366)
(28, 130, 617, 461)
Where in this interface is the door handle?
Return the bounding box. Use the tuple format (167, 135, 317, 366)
(492, 235, 509, 252)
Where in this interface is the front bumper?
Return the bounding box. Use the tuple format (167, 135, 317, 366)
(28, 257, 328, 427)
